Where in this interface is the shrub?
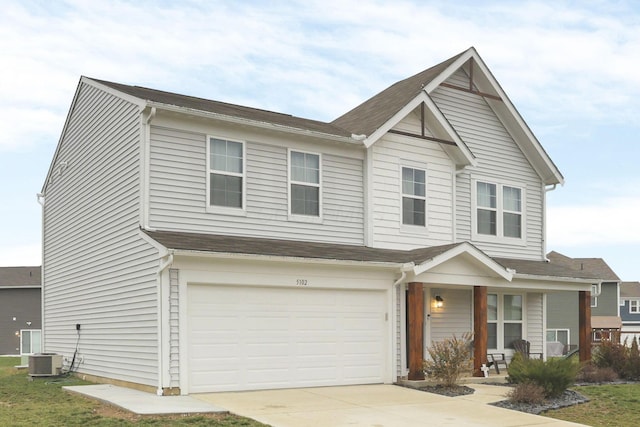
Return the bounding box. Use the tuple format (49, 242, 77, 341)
(507, 353, 579, 398)
(593, 340, 627, 376)
(593, 338, 640, 380)
(423, 332, 473, 387)
(507, 381, 546, 404)
(577, 363, 618, 383)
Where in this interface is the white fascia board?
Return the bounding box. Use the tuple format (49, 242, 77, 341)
(512, 274, 594, 290)
(413, 242, 513, 281)
(137, 229, 170, 257)
(423, 48, 563, 185)
(171, 249, 403, 269)
(147, 102, 360, 146)
(363, 92, 476, 167)
(423, 47, 476, 93)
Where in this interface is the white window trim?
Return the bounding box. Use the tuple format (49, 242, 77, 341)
(591, 284, 599, 308)
(471, 177, 527, 245)
(630, 299, 640, 314)
(20, 329, 42, 355)
(399, 164, 428, 233)
(206, 136, 247, 216)
(488, 292, 526, 352)
(546, 328, 570, 345)
(287, 148, 323, 223)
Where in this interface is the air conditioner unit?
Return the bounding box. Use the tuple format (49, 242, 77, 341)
(28, 353, 63, 377)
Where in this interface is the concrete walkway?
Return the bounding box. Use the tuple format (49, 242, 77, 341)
(64, 383, 589, 426)
(63, 384, 226, 415)
(195, 384, 589, 427)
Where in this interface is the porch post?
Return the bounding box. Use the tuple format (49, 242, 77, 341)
(407, 282, 425, 380)
(473, 286, 488, 377)
(579, 290, 592, 362)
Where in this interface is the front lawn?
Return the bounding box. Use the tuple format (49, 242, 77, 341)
(545, 383, 640, 427)
(0, 357, 267, 426)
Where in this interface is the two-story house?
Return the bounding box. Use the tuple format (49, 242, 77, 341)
(546, 252, 622, 354)
(620, 281, 640, 344)
(41, 47, 595, 395)
(0, 266, 42, 357)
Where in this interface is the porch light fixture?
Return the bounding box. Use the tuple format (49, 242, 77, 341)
(435, 295, 444, 308)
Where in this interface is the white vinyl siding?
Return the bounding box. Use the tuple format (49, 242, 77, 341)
(371, 111, 454, 249)
(428, 288, 473, 343)
(42, 82, 160, 387)
(148, 126, 363, 244)
(432, 69, 545, 259)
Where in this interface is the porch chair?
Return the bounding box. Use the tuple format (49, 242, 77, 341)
(487, 353, 508, 374)
(512, 339, 543, 359)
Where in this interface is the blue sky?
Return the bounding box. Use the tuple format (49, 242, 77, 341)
(1, 0, 639, 280)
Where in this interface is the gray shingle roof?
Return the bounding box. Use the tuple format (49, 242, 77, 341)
(144, 230, 595, 281)
(547, 251, 620, 281)
(92, 79, 352, 138)
(143, 229, 459, 264)
(331, 51, 465, 136)
(621, 281, 640, 298)
(0, 266, 41, 287)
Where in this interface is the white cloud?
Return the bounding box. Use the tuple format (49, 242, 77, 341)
(548, 196, 640, 247)
(0, 243, 41, 267)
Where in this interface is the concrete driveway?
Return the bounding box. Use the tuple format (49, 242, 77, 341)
(195, 384, 588, 427)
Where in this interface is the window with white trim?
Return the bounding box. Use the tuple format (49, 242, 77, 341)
(20, 329, 42, 355)
(401, 167, 426, 226)
(630, 300, 640, 313)
(591, 284, 598, 308)
(208, 137, 244, 209)
(475, 181, 523, 240)
(289, 150, 320, 217)
(487, 293, 523, 350)
(546, 329, 570, 346)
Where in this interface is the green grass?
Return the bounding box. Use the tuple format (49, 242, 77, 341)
(0, 357, 267, 426)
(545, 383, 640, 427)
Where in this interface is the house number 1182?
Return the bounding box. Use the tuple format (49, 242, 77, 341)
(296, 279, 308, 286)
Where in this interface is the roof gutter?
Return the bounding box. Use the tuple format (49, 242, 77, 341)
(146, 102, 362, 146)
(167, 248, 406, 269)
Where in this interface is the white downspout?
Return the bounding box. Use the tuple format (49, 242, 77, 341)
(393, 263, 414, 379)
(156, 251, 173, 395)
(542, 184, 558, 260)
(141, 107, 156, 230)
(37, 193, 45, 354)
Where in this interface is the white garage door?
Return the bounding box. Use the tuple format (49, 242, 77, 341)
(187, 284, 387, 393)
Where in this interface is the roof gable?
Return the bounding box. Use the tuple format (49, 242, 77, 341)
(333, 47, 563, 184)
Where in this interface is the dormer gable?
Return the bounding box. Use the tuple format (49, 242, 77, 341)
(333, 47, 564, 185)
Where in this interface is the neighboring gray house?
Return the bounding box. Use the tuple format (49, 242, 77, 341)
(41, 47, 595, 395)
(546, 251, 621, 354)
(0, 266, 42, 355)
(620, 281, 640, 344)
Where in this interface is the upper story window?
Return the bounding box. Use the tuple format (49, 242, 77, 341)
(591, 284, 599, 308)
(289, 150, 321, 219)
(630, 300, 640, 313)
(474, 180, 524, 242)
(402, 167, 426, 226)
(207, 137, 245, 211)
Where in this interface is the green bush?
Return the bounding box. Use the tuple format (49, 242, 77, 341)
(423, 332, 473, 387)
(508, 353, 579, 398)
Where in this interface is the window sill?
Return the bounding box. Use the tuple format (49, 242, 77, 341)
(206, 205, 247, 217)
(472, 233, 527, 247)
(288, 214, 323, 224)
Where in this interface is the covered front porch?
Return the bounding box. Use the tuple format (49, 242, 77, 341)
(397, 243, 595, 381)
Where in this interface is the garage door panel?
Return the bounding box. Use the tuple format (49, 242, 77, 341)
(188, 284, 387, 392)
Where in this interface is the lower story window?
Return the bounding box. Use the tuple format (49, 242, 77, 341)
(20, 329, 42, 355)
(488, 293, 523, 350)
(546, 329, 570, 346)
